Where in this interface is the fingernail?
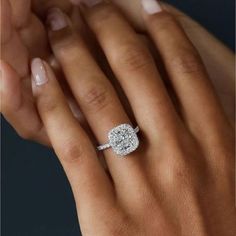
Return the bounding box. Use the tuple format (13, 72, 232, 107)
(141, 0, 162, 15)
(47, 8, 68, 31)
(81, 0, 103, 7)
(31, 58, 48, 86)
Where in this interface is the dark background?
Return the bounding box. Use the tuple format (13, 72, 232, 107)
(1, 0, 235, 235)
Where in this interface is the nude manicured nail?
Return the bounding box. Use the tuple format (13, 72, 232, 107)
(47, 8, 68, 31)
(31, 58, 48, 86)
(141, 0, 162, 14)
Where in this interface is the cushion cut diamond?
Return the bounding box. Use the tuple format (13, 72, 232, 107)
(108, 124, 139, 156)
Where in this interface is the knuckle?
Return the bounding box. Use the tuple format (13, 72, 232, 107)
(18, 129, 34, 140)
(107, 214, 132, 236)
(1, 93, 24, 116)
(37, 95, 59, 115)
(136, 191, 159, 214)
(81, 83, 110, 112)
(88, 4, 118, 30)
(162, 149, 192, 188)
(150, 12, 177, 32)
(168, 163, 189, 187)
(17, 124, 41, 140)
(118, 44, 153, 71)
(51, 31, 82, 55)
(208, 146, 234, 175)
(107, 225, 127, 236)
(169, 49, 203, 75)
(60, 140, 85, 164)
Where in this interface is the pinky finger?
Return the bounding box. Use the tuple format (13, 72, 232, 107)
(0, 60, 50, 145)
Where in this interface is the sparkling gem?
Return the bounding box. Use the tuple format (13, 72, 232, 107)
(108, 124, 139, 156)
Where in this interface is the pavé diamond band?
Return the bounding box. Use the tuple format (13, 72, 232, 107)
(97, 124, 140, 156)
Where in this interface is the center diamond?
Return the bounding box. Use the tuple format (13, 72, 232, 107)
(108, 124, 139, 156)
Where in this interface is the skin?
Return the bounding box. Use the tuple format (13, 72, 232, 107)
(1, 0, 235, 235)
(30, 2, 236, 236)
(0, 0, 234, 146)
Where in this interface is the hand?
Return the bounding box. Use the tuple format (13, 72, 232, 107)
(30, 1, 235, 235)
(0, 0, 73, 145)
(1, 0, 234, 147)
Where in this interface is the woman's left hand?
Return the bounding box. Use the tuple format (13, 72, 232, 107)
(31, 1, 235, 235)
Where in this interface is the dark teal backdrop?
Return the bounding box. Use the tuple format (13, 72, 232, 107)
(1, 0, 235, 235)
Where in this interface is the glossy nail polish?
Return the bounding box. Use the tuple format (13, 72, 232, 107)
(47, 8, 68, 31)
(31, 58, 48, 86)
(141, 0, 162, 14)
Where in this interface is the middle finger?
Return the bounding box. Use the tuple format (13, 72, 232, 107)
(47, 8, 145, 188)
(80, 0, 181, 139)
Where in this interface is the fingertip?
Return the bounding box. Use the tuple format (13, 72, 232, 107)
(31, 58, 61, 99)
(31, 58, 48, 87)
(47, 7, 69, 31)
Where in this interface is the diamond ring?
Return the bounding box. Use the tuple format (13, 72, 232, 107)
(97, 124, 140, 157)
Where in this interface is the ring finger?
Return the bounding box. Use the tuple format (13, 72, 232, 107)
(47, 8, 144, 188)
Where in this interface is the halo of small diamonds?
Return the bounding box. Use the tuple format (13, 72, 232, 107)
(108, 124, 139, 156)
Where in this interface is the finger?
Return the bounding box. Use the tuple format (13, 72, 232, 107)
(31, 58, 114, 218)
(9, 0, 31, 28)
(19, 13, 50, 59)
(161, 3, 235, 123)
(0, 1, 48, 145)
(79, 1, 181, 141)
(0, 61, 50, 145)
(0, 0, 29, 78)
(72, 0, 235, 123)
(141, 0, 231, 146)
(0, 0, 13, 44)
(47, 8, 145, 189)
(32, 0, 72, 18)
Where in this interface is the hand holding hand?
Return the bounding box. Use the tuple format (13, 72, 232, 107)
(30, 1, 235, 235)
(0, 0, 73, 145)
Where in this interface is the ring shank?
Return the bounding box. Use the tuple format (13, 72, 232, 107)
(97, 143, 111, 151)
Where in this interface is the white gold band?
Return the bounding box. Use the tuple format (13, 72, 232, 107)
(97, 143, 111, 151)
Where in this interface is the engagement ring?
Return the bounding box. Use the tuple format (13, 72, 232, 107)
(97, 124, 140, 157)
